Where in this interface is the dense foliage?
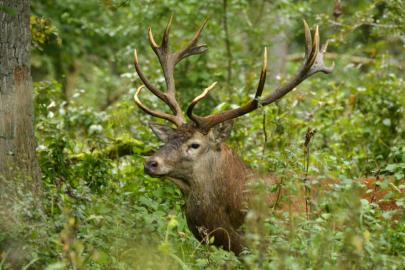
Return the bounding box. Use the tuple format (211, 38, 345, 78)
(1, 0, 405, 269)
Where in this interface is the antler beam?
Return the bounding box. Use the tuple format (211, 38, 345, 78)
(261, 21, 334, 106)
(187, 48, 267, 134)
(186, 20, 334, 134)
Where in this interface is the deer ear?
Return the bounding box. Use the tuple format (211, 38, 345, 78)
(148, 122, 176, 143)
(210, 120, 234, 144)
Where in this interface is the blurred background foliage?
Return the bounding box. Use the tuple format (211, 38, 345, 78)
(1, 0, 405, 269)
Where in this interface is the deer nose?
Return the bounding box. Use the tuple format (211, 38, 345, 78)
(144, 160, 158, 175)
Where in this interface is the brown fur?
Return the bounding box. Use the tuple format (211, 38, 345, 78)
(358, 177, 403, 214)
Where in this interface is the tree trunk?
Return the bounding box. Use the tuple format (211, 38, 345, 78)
(0, 0, 42, 203)
(266, 16, 287, 88)
(0, 0, 43, 265)
(64, 58, 82, 102)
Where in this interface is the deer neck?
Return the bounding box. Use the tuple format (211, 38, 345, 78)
(178, 143, 254, 211)
(176, 143, 256, 252)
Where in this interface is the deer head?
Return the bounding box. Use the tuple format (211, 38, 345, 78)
(132, 14, 334, 254)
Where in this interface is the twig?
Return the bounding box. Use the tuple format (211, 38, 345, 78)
(261, 112, 268, 165)
(191, 227, 231, 256)
(98, 0, 130, 11)
(273, 177, 284, 211)
(329, 20, 405, 29)
(303, 128, 317, 219)
(223, 0, 232, 91)
(287, 53, 403, 69)
(261, 113, 286, 165)
(365, 145, 370, 179)
(371, 169, 381, 207)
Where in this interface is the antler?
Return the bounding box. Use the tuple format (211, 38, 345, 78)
(133, 14, 209, 127)
(187, 20, 335, 134)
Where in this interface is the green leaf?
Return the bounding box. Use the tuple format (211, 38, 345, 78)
(382, 211, 392, 220)
(22, 258, 40, 270)
(158, 243, 172, 252)
(168, 214, 179, 227)
(93, 250, 109, 264)
(0, 6, 17, 16)
(30, 230, 38, 239)
(384, 192, 395, 200)
(399, 208, 405, 222)
(385, 164, 397, 172)
(394, 171, 404, 182)
(169, 253, 189, 270)
(196, 258, 208, 267)
(44, 263, 65, 270)
(381, 179, 390, 189)
(382, 118, 391, 126)
(139, 196, 151, 206)
(360, 199, 369, 206)
(0, 251, 10, 269)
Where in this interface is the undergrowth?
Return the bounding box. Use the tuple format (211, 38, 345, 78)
(1, 51, 405, 269)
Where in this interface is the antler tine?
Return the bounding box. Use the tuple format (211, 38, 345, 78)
(188, 21, 334, 134)
(303, 20, 312, 58)
(133, 14, 211, 127)
(174, 18, 210, 64)
(162, 13, 173, 49)
(148, 13, 173, 50)
(146, 14, 183, 118)
(134, 86, 184, 127)
(187, 82, 217, 124)
(139, 15, 211, 125)
(133, 49, 167, 103)
(305, 25, 319, 71)
(151, 16, 210, 95)
(188, 48, 267, 134)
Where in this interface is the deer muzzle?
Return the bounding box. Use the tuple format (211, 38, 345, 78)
(144, 160, 158, 175)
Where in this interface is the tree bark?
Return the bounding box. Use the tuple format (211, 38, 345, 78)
(0, 1, 43, 265)
(0, 0, 42, 199)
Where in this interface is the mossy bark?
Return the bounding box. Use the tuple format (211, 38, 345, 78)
(70, 137, 155, 163)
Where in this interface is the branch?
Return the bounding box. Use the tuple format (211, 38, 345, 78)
(287, 53, 403, 68)
(223, 0, 233, 89)
(329, 20, 405, 30)
(287, 52, 375, 66)
(70, 137, 155, 164)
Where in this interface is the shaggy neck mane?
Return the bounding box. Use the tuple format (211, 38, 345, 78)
(180, 143, 261, 254)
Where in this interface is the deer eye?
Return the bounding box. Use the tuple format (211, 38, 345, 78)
(191, 143, 200, 149)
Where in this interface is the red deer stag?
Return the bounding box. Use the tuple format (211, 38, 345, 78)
(132, 15, 400, 255)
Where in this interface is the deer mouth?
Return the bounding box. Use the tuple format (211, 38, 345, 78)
(146, 172, 166, 178)
(144, 167, 166, 178)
